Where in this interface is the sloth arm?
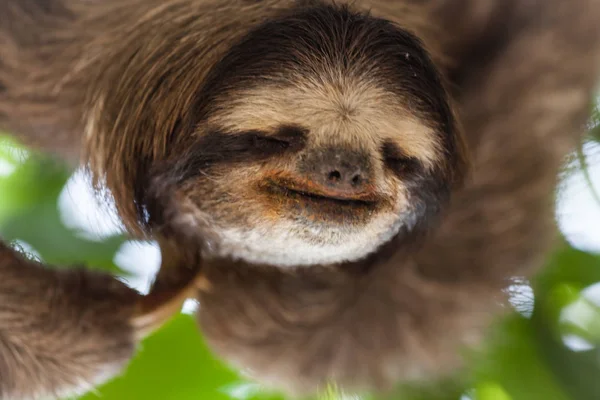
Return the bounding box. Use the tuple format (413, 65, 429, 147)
(415, 0, 600, 282)
(0, 243, 140, 399)
(0, 2, 138, 398)
(366, 0, 600, 283)
(0, 238, 201, 399)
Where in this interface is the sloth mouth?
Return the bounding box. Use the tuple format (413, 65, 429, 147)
(259, 176, 381, 215)
(271, 184, 376, 206)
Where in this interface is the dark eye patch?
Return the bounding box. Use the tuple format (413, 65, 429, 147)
(236, 124, 307, 158)
(253, 124, 307, 154)
(160, 124, 308, 185)
(381, 141, 422, 177)
(197, 124, 307, 164)
(249, 133, 292, 153)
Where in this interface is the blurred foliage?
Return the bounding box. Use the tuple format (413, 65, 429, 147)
(0, 112, 600, 400)
(591, 106, 600, 143)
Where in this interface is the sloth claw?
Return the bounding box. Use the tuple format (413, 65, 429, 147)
(131, 274, 209, 340)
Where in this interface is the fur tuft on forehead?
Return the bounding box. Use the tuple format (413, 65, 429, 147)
(194, 2, 455, 134)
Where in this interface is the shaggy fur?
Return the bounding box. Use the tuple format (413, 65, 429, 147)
(0, 243, 139, 399)
(1, 0, 600, 398)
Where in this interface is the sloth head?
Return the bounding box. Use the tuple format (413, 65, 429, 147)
(99, 3, 466, 268)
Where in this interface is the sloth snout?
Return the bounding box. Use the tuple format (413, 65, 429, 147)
(298, 147, 372, 195)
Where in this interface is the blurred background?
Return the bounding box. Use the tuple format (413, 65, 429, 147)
(1, 105, 599, 400)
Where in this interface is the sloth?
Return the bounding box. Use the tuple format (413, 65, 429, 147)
(1, 0, 600, 399)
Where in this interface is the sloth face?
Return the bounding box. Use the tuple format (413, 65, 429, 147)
(146, 4, 464, 267)
(179, 88, 445, 267)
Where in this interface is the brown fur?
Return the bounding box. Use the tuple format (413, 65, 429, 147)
(0, 243, 139, 399)
(1, 0, 600, 398)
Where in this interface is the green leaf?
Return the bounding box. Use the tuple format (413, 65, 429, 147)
(80, 314, 253, 400)
(0, 150, 126, 273)
(474, 382, 512, 400)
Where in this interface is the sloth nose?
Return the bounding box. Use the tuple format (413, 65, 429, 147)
(322, 163, 366, 192)
(299, 148, 371, 195)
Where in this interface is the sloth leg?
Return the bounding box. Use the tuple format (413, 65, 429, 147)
(0, 236, 207, 399)
(0, 241, 140, 399)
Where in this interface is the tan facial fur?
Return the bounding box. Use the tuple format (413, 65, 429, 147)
(210, 76, 442, 168)
(179, 76, 443, 267)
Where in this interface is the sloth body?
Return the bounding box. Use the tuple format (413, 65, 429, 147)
(1, 0, 600, 399)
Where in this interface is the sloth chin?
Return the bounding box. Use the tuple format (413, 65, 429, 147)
(206, 220, 406, 268)
(192, 177, 407, 268)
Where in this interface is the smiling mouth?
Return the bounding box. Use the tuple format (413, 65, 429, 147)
(260, 176, 381, 210)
